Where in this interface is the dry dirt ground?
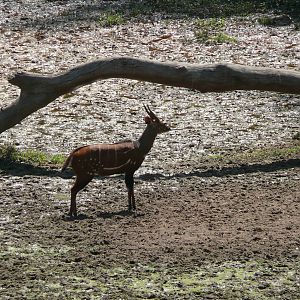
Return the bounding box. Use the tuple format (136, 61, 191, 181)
(0, 0, 300, 299)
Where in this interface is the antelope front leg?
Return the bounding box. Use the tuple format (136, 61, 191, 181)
(131, 189, 136, 211)
(127, 189, 136, 211)
(70, 192, 77, 217)
(125, 172, 135, 211)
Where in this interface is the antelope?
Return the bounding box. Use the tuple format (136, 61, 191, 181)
(62, 105, 170, 217)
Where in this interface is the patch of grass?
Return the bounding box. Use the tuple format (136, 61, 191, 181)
(208, 143, 300, 164)
(257, 14, 293, 27)
(50, 154, 66, 165)
(1, 240, 299, 298)
(208, 154, 224, 160)
(235, 144, 300, 162)
(0, 144, 65, 166)
(210, 32, 237, 43)
(194, 18, 237, 44)
(195, 17, 225, 30)
(258, 16, 275, 26)
(98, 11, 126, 27)
(109, 260, 299, 299)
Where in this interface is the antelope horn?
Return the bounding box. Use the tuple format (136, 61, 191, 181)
(144, 104, 159, 121)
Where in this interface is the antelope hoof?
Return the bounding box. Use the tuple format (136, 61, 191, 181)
(128, 206, 136, 212)
(69, 211, 77, 218)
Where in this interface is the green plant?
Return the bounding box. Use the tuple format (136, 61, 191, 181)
(210, 32, 237, 43)
(258, 16, 274, 26)
(208, 154, 224, 160)
(0, 144, 17, 160)
(225, 143, 300, 163)
(0, 144, 65, 166)
(98, 12, 125, 27)
(194, 18, 236, 44)
(195, 17, 225, 31)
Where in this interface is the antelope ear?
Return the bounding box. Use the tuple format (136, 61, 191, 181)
(144, 116, 151, 124)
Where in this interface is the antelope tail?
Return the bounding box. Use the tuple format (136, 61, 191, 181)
(61, 154, 73, 172)
(61, 146, 86, 172)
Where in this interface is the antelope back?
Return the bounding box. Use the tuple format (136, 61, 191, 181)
(69, 142, 143, 176)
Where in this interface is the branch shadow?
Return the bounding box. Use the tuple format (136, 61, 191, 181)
(138, 158, 300, 181)
(0, 158, 70, 178)
(1, 157, 299, 181)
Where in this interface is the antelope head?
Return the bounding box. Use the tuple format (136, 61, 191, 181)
(143, 104, 170, 134)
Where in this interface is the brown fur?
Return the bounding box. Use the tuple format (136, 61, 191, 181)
(65, 142, 143, 176)
(62, 105, 170, 217)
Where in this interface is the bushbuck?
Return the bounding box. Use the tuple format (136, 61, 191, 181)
(62, 105, 170, 217)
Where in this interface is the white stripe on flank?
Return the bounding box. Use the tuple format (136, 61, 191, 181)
(98, 147, 101, 167)
(134, 140, 140, 149)
(114, 144, 117, 166)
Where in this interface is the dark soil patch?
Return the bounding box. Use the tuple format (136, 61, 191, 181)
(1, 157, 299, 298)
(1, 159, 299, 263)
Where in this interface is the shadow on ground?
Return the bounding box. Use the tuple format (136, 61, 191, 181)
(4, 0, 299, 31)
(1, 157, 299, 180)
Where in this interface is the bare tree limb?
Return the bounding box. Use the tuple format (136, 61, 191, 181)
(1, 56, 300, 134)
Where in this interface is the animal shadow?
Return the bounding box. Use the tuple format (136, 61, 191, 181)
(97, 209, 144, 219)
(62, 213, 93, 222)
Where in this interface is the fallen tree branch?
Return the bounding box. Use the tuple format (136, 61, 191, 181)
(1, 56, 300, 134)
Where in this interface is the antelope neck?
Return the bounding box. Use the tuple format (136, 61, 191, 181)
(137, 125, 157, 154)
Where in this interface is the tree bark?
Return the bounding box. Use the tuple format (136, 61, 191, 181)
(1, 56, 300, 134)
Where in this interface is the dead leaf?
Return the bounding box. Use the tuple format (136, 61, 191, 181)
(150, 33, 172, 43)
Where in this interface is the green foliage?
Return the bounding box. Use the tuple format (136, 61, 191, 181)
(194, 17, 225, 31)
(258, 16, 275, 26)
(49, 154, 66, 165)
(0, 144, 65, 166)
(194, 18, 236, 44)
(98, 12, 126, 27)
(207, 141, 300, 164)
(211, 32, 237, 43)
(237, 145, 300, 161)
(0, 144, 17, 161)
(208, 143, 300, 164)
